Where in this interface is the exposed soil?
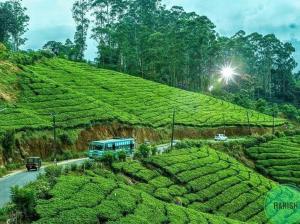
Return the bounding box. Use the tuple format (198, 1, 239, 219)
(6, 122, 276, 161)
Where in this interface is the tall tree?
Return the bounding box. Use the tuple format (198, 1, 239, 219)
(0, 2, 13, 44)
(7, 0, 29, 51)
(72, 0, 90, 61)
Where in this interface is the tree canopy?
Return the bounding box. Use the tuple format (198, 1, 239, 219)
(79, 0, 298, 106)
(0, 0, 29, 50)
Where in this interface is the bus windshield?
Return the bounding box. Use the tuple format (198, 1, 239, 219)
(90, 143, 104, 150)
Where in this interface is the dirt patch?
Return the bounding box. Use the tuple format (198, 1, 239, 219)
(0, 90, 14, 101)
(75, 123, 274, 151)
(17, 122, 275, 159)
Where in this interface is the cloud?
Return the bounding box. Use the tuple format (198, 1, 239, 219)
(23, 25, 75, 50)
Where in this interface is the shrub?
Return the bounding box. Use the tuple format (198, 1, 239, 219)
(283, 130, 296, 136)
(1, 130, 16, 161)
(0, 207, 9, 222)
(151, 146, 158, 156)
(275, 131, 285, 138)
(64, 165, 71, 174)
(5, 163, 23, 171)
(0, 167, 7, 177)
(133, 151, 142, 160)
(62, 150, 73, 160)
(83, 160, 94, 170)
(32, 179, 51, 200)
(138, 144, 151, 158)
(44, 165, 62, 186)
(263, 134, 276, 141)
(118, 150, 127, 162)
(256, 136, 266, 144)
(11, 186, 37, 220)
(281, 104, 299, 120)
(70, 163, 78, 172)
(59, 133, 73, 146)
(101, 152, 115, 167)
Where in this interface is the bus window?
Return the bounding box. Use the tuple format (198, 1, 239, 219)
(95, 144, 104, 150)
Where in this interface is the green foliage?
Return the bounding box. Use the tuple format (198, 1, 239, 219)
(1, 129, 15, 161)
(0, 0, 29, 50)
(246, 135, 300, 185)
(118, 150, 127, 162)
(101, 152, 115, 167)
(138, 144, 151, 158)
(280, 104, 300, 120)
(70, 163, 78, 172)
(44, 165, 63, 186)
(33, 173, 243, 224)
(112, 146, 275, 223)
(87, 0, 298, 107)
(255, 98, 267, 113)
(151, 146, 158, 156)
(0, 58, 285, 132)
(0, 167, 7, 177)
(5, 162, 23, 171)
(59, 133, 73, 146)
(43, 39, 77, 60)
(0, 207, 9, 222)
(82, 159, 94, 170)
(11, 186, 37, 220)
(72, 0, 90, 61)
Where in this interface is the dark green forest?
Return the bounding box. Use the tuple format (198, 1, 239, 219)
(1, 0, 300, 121)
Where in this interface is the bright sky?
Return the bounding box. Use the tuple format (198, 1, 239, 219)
(2, 0, 299, 70)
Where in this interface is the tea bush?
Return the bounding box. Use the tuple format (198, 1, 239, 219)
(33, 173, 243, 224)
(0, 58, 285, 131)
(245, 135, 300, 185)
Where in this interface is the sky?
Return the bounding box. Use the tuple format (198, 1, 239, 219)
(3, 0, 300, 70)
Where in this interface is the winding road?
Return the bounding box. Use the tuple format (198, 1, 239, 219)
(0, 158, 87, 207)
(0, 142, 177, 208)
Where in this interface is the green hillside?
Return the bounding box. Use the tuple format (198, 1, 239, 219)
(33, 173, 243, 224)
(113, 146, 275, 223)
(0, 58, 285, 131)
(31, 146, 276, 224)
(246, 135, 300, 185)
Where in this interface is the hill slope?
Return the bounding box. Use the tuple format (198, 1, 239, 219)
(33, 172, 243, 224)
(31, 146, 276, 223)
(113, 146, 275, 223)
(0, 58, 285, 131)
(246, 135, 300, 185)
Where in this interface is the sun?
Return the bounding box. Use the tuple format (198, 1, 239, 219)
(219, 64, 238, 84)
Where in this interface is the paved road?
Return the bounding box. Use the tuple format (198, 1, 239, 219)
(156, 141, 179, 154)
(0, 142, 178, 207)
(0, 158, 87, 207)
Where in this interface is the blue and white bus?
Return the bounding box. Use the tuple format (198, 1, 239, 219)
(88, 138, 135, 159)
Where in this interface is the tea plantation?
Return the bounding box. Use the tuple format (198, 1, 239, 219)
(31, 146, 278, 223)
(112, 146, 276, 223)
(33, 173, 243, 224)
(246, 135, 300, 185)
(0, 58, 285, 131)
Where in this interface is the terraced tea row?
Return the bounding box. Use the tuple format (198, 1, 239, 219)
(113, 147, 276, 223)
(246, 135, 300, 185)
(19, 58, 283, 129)
(33, 173, 243, 224)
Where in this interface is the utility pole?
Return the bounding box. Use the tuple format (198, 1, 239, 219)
(272, 108, 275, 135)
(51, 113, 57, 160)
(246, 111, 251, 135)
(222, 114, 226, 135)
(170, 109, 176, 151)
(0, 108, 7, 134)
